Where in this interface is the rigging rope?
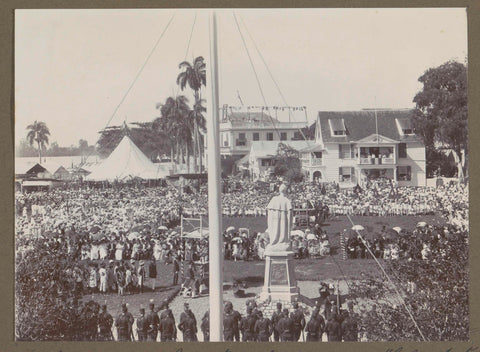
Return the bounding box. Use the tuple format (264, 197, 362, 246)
(81, 13, 176, 167)
(232, 11, 281, 140)
(237, 14, 308, 141)
(345, 214, 428, 341)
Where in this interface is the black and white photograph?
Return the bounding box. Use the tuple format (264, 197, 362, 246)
(14, 8, 468, 342)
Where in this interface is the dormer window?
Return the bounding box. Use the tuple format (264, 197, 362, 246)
(329, 119, 346, 136)
(396, 118, 414, 135)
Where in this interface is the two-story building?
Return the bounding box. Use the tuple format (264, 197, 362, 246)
(220, 111, 307, 157)
(302, 109, 426, 187)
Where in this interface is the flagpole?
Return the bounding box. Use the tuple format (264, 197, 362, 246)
(208, 10, 223, 342)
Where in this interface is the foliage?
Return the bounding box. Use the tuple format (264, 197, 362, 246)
(177, 56, 207, 173)
(26, 121, 51, 163)
(15, 237, 91, 340)
(97, 122, 170, 160)
(425, 146, 457, 178)
(273, 143, 304, 182)
(349, 229, 468, 341)
(412, 61, 467, 177)
(154, 96, 193, 165)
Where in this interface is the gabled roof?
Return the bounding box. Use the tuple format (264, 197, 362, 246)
(317, 109, 421, 143)
(356, 133, 398, 144)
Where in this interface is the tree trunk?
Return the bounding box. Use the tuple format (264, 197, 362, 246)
(37, 140, 41, 164)
(198, 131, 203, 173)
(187, 143, 191, 174)
(193, 119, 198, 173)
(454, 149, 464, 183)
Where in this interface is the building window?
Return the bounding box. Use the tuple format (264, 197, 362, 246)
(261, 159, 272, 167)
(267, 132, 274, 141)
(339, 167, 354, 182)
(253, 132, 259, 141)
(398, 143, 407, 158)
(236, 133, 247, 146)
(293, 131, 302, 140)
(329, 118, 346, 136)
(280, 132, 287, 141)
(397, 166, 411, 181)
(397, 118, 414, 135)
(339, 144, 354, 159)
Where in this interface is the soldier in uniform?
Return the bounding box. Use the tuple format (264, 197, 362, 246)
(278, 309, 294, 342)
(325, 312, 342, 341)
(146, 302, 160, 342)
(201, 310, 210, 341)
(305, 308, 322, 342)
(134, 306, 147, 341)
(159, 301, 174, 321)
(254, 310, 272, 342)
(341, 311, 358, 341)
(239, 306, 257, 341)
(115, 303, 134, 341)
(291, 302, 306, 341)
(97, 304, 114, 341)
(159, 309, 177, 341)
(223, 302, 236, 341)
(178, 302, 198, 341)
(270, 302, 283, 342)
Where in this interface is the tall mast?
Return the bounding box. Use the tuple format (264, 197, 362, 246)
(207, 10, 223, 341)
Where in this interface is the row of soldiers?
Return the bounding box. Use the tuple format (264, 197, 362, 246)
(224, 301, 358, 342)
(95, 299, 358, 342)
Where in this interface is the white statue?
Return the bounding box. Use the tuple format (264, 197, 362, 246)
(266, 184, 292, 252)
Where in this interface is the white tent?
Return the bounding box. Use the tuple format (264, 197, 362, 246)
(86, 136, 168, 181)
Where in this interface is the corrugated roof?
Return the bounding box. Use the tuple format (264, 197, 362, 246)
(317, 109, 420, 143)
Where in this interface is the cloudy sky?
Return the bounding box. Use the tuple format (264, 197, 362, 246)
(15, 8, 467, 147)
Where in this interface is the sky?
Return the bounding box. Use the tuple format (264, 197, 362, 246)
(15, 8, 467, 147)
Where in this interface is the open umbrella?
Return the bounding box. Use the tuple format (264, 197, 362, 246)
(226, 226, 236, 233)
(128, 232, 140, 241)
(291, 229, 305, 238)
(417, 222, 427, 228)
(158, 225, 168, 231)
(351, 224, 365, 231)
(392, 227, 402, 233)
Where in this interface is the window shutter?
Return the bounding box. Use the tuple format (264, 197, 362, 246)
(350, 144, 355, 158)
(339, 145, 342, 159)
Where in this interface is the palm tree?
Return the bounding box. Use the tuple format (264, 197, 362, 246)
(154, 96, 192, 166)
(177, 56, 206, 172)
(26, 121, 50, 163)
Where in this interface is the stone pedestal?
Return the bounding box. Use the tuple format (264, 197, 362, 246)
(259, 250, 300, 302)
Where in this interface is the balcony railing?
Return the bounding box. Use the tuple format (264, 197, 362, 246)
(359, 157, 395, 165)
(301, 158, 323, 167)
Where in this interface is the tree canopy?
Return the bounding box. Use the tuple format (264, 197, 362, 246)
(26, 121, 51, 163)
(411, 61, 467, 178)
(273, 143, 304, 182)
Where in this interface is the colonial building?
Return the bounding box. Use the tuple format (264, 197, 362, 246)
(302, 109, 426, 187)
(220, 110, 307, 157)
(249, 140, 315, 181)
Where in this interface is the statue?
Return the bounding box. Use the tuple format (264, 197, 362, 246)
(266, 184, 292, 252)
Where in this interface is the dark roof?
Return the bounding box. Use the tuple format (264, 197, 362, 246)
(226, 112, 279, 126)
(317, 109, 421, 143)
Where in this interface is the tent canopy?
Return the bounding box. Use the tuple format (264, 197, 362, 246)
(86, 136, 168, 181)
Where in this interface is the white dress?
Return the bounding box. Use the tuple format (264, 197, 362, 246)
(115, 243, 124, 261)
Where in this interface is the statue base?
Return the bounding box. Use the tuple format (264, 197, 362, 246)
(259, 250, 300, 302)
